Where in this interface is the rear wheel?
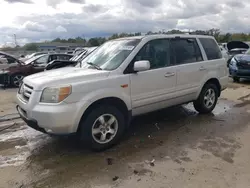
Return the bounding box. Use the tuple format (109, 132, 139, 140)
(11, 74, 24, 87)
(79, 105, 126, 151)
(193, 83, 219, 114)
(233, 77, 240, 83)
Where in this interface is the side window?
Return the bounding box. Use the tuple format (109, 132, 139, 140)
(49, 55, 58, 62)
(134, 39, 170, 69)
(199, 38, 222, 60)
(36, 55, 49, 64)
(171, 38, 203, 65)
(59, 55, 71, 60)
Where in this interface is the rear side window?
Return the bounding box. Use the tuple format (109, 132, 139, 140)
(199, 38, 222, 60)
(60, 55, 72, 60)
(171, 38, 203, 65)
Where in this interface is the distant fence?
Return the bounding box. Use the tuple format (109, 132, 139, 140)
(3, 50, 36, 58)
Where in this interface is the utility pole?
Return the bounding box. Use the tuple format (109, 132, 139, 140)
(13, 34, 17, 47)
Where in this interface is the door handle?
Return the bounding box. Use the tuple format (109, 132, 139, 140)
(165, 72, 175, 77)
(199, 66, 206, 71)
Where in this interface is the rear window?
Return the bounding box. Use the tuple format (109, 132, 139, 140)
(199, 38, 222, 60)
(171, 38, 203, 65)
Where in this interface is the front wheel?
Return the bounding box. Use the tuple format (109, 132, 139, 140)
(79, 105, 126, 151)
(233, 77, 240, 83)
(193, 83, 219, 114)
(11, 74, 24, 87)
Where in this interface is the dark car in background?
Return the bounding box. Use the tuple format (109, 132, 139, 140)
(229, 48, 250, 82)
(45, 46, 98, 70)
(226, 41, 249, 67)
(19, 52, 48, 62)
(0, 51, 23, 70)
(0, 53, 73, 87)
(227, 40, 249, 59)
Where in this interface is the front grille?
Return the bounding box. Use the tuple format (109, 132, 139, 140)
(237, 62, 250, 69)
(19, 83, 34, 102)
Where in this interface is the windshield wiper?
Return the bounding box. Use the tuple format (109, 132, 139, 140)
(87, 62, 102, 70)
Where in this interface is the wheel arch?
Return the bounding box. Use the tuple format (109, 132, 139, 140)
(202, 78, 221, 97)
(77, 97, 131, 132)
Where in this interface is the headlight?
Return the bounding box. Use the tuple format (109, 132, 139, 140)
(230, 58, 238, 69)
(40, 85, 72, 103)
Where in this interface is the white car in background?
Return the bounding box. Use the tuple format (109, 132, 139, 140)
(219, 45, 230, 61)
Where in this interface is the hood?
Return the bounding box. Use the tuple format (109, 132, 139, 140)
(0, 51, 24, 65)
(227, 41, 249, 51)
(23, 67, 110, 91)
(2, 62, 21, 71)
(19, 57, 28, 62)
(234, 54, 250, 63)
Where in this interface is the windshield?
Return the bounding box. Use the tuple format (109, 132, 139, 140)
(25, 53, 34, 59)
(76, 39, 141, 70)
(24, 55, 45, 64)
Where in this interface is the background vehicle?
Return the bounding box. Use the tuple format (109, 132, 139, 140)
(2, 53, 73, 87)
(45, 46, 98, 70)
(226, 41, 249, 66)
(219, 45, 230, 61)
(228, 48, 250, 82)
(16, 35, 228, 151)
(20, 52, 48, 62)
(0, 51, 23, 70)
(0, 52, 24, 86)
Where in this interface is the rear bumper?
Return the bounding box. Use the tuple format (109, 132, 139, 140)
(220, 76, 229, 91)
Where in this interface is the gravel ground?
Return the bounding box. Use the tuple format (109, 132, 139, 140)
(1, 80, 250, 188)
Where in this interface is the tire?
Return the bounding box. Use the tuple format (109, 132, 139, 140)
(11, 74, 24, 87)
(233, 77, 240, 83)
(193, 83, 219, 114)
(79, 105, 126, 151)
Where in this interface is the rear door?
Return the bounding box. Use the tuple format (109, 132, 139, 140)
(129, 38, 177, 115)
(171, 37, 205, 102)
(198, 37, 226, 79)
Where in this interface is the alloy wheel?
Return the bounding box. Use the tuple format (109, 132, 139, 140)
(13, 75, 24, 87)
(92, 114, 118, 144)
(204, 88, 216, 108)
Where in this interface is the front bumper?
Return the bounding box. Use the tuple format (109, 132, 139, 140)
(17, 105, 47, 133)
(16, 94, 86, 135)
(229, 68, 250, 79)
(0, 72, 10, 86)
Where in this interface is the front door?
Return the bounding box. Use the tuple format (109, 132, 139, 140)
(129, 39, 177, 115)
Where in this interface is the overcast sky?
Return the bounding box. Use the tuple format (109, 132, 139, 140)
(0, 0, 249, 46)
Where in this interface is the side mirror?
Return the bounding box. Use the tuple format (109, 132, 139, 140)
(133, 60, 150, 72)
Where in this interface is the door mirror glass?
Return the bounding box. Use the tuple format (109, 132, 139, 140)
(133, 60, 150, 72)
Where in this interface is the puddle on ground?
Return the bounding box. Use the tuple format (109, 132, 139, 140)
(0, 121, 49, 168)
(183, 99, 232, 116)
(0, 99, 234, 170)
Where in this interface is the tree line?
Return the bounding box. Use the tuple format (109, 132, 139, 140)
(1, 28, 250, 51)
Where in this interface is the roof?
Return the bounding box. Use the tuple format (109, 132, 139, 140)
(113, 34, 215, 41)
(36, 42, 85, 47)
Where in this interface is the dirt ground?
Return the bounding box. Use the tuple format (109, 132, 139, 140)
(1, 80, 250, 188)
